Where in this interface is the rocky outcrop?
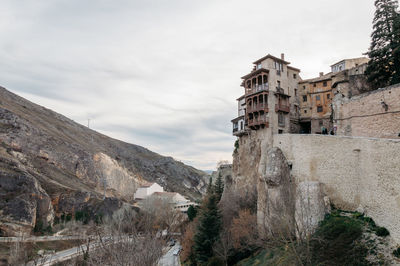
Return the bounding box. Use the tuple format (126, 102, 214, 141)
(233, 130, 330, 240)
(257, 147, 295, 238)
(0, 153, 53, 236)
(0, 86, 207, 236)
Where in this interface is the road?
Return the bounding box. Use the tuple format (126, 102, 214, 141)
(27, 241, 98, 266)
(158, 242, 181, 266)
(0, 235, 88, 243)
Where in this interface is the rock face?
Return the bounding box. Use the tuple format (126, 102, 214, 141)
(0, 86, 208, 236)
(257, 147, 295, 238)
(0, 152, 53, 236)
(295, 181, 330, 239)
(233, 130, 330, 240)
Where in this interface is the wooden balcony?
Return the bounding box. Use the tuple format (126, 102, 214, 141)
(275, 103, 290, 113)
(245, 83, 269, 95)
(248, 116, 269, 128)
(247, 103, 269, 113)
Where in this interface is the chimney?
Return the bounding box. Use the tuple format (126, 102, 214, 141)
(281, 53, 285, 60)
(319, 72, 324, 77)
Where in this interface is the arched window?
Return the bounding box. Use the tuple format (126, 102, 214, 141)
(257, 76, 262, 85)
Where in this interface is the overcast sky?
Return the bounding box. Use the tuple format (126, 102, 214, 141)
(0, 0, 375, 170)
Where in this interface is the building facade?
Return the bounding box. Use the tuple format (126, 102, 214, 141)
(232, 53, 301, 135)
(134, 182, 164, 200)
(299, 73, 334, 134)
(232, 54, 371, 136)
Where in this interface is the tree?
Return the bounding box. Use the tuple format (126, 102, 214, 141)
(365, 0, 400, 88)
(193, 194, 222, 264)
(207, 176, 213, 194)
(214, 173, 224, 202)
(391, 12, 400, 84)
(187, 205, 198, 221)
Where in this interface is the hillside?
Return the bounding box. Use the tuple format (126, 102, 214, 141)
(0, 86, 208, 236)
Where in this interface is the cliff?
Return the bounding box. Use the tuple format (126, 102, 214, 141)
(0, 86, 208, 236)
(231, 129, 400, 244)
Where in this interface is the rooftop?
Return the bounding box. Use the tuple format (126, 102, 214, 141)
(253, 54, 290, 65)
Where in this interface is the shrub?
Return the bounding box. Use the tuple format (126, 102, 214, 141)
(310, 215, 368, 265)
(393, 247, 400, 258)
(375, 226, 390, 237)
(234, 140, 239, 153)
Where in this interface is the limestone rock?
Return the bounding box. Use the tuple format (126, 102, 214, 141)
(295, 181, 329, 239)
(258, 147, 295, 239)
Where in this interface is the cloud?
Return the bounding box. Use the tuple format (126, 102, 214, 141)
(0, 0, 375, 169)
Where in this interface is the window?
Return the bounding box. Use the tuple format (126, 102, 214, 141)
(327, 94, 330, 99)
(303, 95, 307, 102)
(317, 106, 323, 112)
(278, 113, 285, 126)
(323, 81, 327, 87)
(319, 120, 323, 126)
(316, 95, 321, 101)
(277, 81, 281, 88)
(313, 83, 316, 87)
(304, 110, 307, 113)
(293, 74, 297, 79)
(257, 63, 262, 69)
(303, 86, 306, 90)
(294, 89, 297, 96)
(278, 129, 283, 134)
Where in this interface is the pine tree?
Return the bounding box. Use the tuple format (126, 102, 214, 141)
(187, 205, 197, 221)
(391, 12, 400, 84)
(365, 0, 399, 88)
(193, 194, 222, 264)
(214, 173, 224, 202)
(207, 176, 213, 195)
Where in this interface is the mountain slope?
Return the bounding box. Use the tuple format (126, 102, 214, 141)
(0, 86, 207, 236)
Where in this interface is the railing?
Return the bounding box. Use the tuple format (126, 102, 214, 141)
(245, 83, 269, 95)
(248, 116, 268, 127)
(276, 87, 284, 94)
(275, 103, 290, 113)
(247, 103, 269, 112)
(233, 127, 238, 133)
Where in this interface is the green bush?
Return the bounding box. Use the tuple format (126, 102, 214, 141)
(75, 210, 90, 224)
(310, 215, 368, 265)
(375, 226, 390, 237)
(393, 247, 400, 258)
(234, 140, 239, 153)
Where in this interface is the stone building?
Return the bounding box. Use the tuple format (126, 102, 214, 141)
(232, 53, 301, 136)
(298, 72, 334, 134)
(331, 57, 369, 73)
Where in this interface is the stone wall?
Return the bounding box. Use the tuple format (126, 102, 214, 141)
(273, 134, 400, 243)
(333, 84, 400, 139)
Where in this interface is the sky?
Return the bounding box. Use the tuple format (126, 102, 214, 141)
(0, 0, 375, 170)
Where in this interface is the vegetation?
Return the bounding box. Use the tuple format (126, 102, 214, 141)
(187, 205, 198, 221)
(235, 210, 395, 266)
(365, 0, 400, 88)
(393, 247, 400, 258)
(234, 140, 239, 154)
(193, 194, 222, 264)
(214, 173, 224, 202)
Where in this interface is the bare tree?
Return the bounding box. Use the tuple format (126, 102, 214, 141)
(80, 205, 165, 266)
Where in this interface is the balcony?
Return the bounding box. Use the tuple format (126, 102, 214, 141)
(245, 83, 269, 95)
(275, 103, 290, 113)
(248, 116, 269, 128)
(247, 102, 269, 113)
